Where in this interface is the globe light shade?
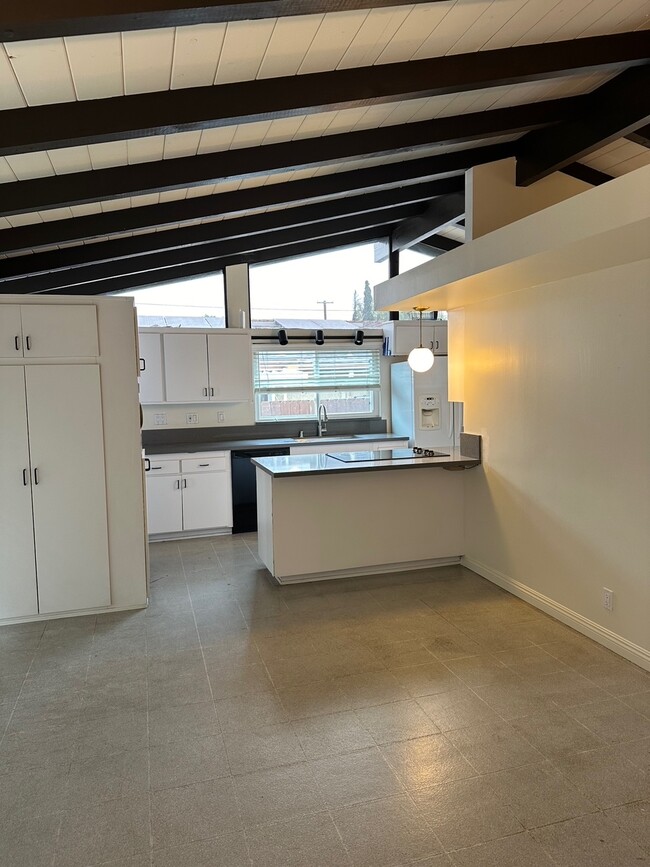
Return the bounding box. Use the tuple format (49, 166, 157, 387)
(407, 346, 434, 372)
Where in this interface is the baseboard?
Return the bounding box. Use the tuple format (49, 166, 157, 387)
(462, 556, 650, 672)
(0, 602, 148, 628)
(149, 528, 233, 542)
(275, 556, 462, 585)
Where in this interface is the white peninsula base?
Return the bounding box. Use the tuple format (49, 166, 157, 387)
(256, 465, 464, 584)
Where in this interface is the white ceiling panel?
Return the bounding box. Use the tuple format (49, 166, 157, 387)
(5, 151, 55, 180)
(256, 15, 323, 79)
(576, 0, 649, 37)
(449, 0, 536, 55)
(7, 38, 76, 104)
(70, 202, 103, 217)
(230, 120, 275, 149)
(262, 116, 310, 145)
(337, 6, 414, 69)
(413, 0, 496, 59)
(297, 10, 369, 74)
(40, 207, 75, 222)
(47, 146, 93, 175)
(163, 130, 201, 160)
(170, 23, 226, 89)
(374, 4, 454, 64)
(127, 136, 165, 165)
(215, 19, 275, 84)
(122, 29, 175, 95)
(6, 212, 43, 227)
(88, 140, 129, 170)
(0, 157, 17, 183)
(65, 32, 123, 100)
(0, 46, 27, 109)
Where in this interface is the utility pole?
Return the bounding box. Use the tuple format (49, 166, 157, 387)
(317, 300, 334, 320)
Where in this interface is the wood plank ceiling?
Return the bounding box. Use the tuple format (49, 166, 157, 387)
(0, 0, 648, 295)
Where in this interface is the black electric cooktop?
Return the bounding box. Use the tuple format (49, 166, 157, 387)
(327, 449, 449, 463)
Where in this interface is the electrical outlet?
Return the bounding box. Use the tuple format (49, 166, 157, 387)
(186, 413, 199, 425)
(153, 413, 168, 426)
(602, 588, 614, 611)
(217, 411, 225, 423)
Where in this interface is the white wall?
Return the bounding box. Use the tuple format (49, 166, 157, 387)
(466, 157, 591, 239)
(461, 259, 650, 667)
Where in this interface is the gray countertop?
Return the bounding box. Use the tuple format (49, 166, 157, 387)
(143, 433, 407, 455)
(252, 447, 480, 477)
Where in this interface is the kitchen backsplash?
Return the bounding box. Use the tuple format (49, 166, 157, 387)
(142, 418, 388, 446)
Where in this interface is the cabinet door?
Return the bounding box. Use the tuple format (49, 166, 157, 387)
(21, 305, 98, 357)
(392, 322, 436, 355)
(207, 333, 252, 401)
(163, 334, 209, 402)
(0, 305, 24, 358)
(433, 325, 448, 355)
(25, 365, 111, 614)
(146, 475, 183, 534)
(182, 472, 232, 531)
(138, 332, 165, 403)
(0, 367, 38, 618)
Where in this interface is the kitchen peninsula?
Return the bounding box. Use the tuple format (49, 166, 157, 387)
(253, 444, 480, 584)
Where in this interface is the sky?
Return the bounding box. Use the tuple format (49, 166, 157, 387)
(117, 242, 434, 321)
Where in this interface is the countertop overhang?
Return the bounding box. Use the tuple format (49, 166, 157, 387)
(252, 447, 480, 477)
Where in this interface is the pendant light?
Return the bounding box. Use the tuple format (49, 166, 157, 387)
(407, 306, 435, 372)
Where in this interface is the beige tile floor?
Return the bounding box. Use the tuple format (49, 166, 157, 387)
(1, 533, 649, 866)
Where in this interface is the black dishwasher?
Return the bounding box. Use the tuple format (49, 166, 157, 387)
(231, 447, 291, 533)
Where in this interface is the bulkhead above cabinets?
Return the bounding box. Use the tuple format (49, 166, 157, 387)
(138, 328, 253, 405)
(382, 320, 448, 358)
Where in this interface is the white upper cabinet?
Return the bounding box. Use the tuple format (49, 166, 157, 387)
(138, 332, 165, 404)
(207, 333, 252, 402)
(163, 333, 210, 403)
(383, 321, 447, 356)
(157, 330, 253, 404)
(19, 304, 99, 357)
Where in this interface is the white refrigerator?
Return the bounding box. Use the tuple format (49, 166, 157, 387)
(390, 359, 462, 449)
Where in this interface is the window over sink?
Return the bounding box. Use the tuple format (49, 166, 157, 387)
(253, 347, 381, 422)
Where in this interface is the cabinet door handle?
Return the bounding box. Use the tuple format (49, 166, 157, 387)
(174, 479, 180, 489)
(199, 463, 210, 467)
(435, 339, 439, 350)
(429, 340, 434, 350)
(22, 468, 28, 486)
(203, 387, 208, 396)
(144, 458, 151, 472)
(151, 465, 162, 470)
(25, 335, 32, 351)
(139, 357, 146, 372)
(14, 335, 21, 351)
(33, 467, 39, 485)
(183, 478, 187, 488)
(210, 387, 214, 396)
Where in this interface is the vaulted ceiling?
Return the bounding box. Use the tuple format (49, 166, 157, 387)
(1, 1, 648, 295)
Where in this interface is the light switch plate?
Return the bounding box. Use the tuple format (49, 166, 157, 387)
(186, 413, 199, 424)
(217, 412, 225, 423)
(154, 413, 168, 426)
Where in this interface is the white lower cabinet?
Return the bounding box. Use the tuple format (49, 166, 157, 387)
(145, 452, 232, 537)
(0, 364, 110, 619)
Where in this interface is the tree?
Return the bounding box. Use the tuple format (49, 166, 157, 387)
(361, 280, 374, 322)
(351, 290, 363, 322)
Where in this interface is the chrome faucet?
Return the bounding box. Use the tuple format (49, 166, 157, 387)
(317, 403, 328, 436)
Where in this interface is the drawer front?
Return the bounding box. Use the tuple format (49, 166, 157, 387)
(146, 459, 180, 474)
(181, 455, 228, 474)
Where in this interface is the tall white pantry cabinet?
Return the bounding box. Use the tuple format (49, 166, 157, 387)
(0, 296, 148, 625)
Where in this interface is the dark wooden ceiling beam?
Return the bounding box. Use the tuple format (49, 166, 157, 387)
(0, 167, 468, 256)
(414, 235, 462, 255)
(390, 192, 465, 253)
(1, 132, 513, 217)
(0, 1, 445, 42)
(0, 184, 460, 279)
(516, 65, 650, 186)
(1, 203, 420, 294)
(626, 123, 650, 148)
(2, 32, 647, 157)
(560, 163, 613, 186)
(34, 225, 391, 296)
